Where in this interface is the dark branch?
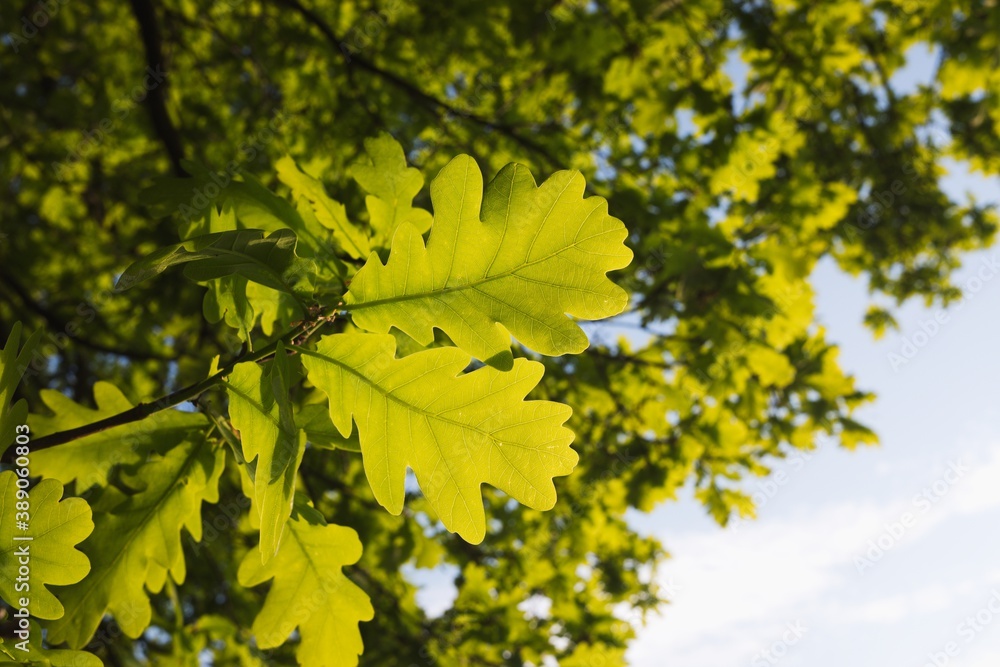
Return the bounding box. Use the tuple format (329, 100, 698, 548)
(129, 0, 187, 176)
(0, 268, 175, 362)
(273, 0, 563, 169)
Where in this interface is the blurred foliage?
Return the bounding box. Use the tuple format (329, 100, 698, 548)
(1, 0, 998, 664)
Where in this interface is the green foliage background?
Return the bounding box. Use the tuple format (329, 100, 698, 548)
(1, 0, 999, 664)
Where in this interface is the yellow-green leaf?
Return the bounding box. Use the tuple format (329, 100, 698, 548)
(45, 440, 225, 648)
(300, 333, 577, 543)
(225, 345, 306, 563)
(276, 156, 371, 260)
(350, 133, 433, 244)
(0, 474, 93, 620)
(238, 510, 373, 667)
(345, 156, 633, 369)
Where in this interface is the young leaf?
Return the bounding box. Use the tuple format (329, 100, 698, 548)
(45, 439, 225, 649)
(300, 333, 577, 543)
(146, 161, 328, 255)
(31, 381, 208, 491)
(0, 473, 93, 620)
(0, 621, 101, 666)
(345, 156, 633, 369)
(204, 274, 257, 344)
(225, 344, 306, 563)
(193, 205, 305, 344)
(0, 322, 42, 457)
(115, 229, 305, 296)
(298, 403, 361, 452)
(350, 133, 433, 244)
(276, 156, 371, 260)
(238, 510, 373, 667)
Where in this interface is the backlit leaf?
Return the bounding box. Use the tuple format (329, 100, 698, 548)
(30, 381, 208, 491)
(350, 133, 433, 244)
(238, 509, 373, 667)
(0, 473, 93, 620)
(300, 333, 577, 543)
(276, 156, 371, 260)
(45, 439, 225, 648)
(345, 156, 633, 369)
(225, 344, 306, 563)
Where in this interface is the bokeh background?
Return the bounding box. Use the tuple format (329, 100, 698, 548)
(2, 1, 1000, 665)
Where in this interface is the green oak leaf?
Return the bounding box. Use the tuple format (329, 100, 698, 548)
(204, 274, 257, 345)
(237, 508, 373, 667)
(300, 333, 577, 543)
(45, 439, 225, 649)
(0, 621, 101, 666)
(0, 473, 93, 620)
(276, 156, 371, 260)
(30, 381, 208, 491)
(114, 229, 305, 297)
(192, 205, 304, 346)
(146, 160, 332, 257)
(0, 322, 41, 457)
(225, 344, 306, 563)
(350, 133, 433, 244)
(344, 156, 633, 369)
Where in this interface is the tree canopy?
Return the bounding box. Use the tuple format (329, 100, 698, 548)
(1, 0, 998, 665)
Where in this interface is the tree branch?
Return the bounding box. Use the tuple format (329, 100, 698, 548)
(129, 0, 187, 177)
(273, 0, 563, 169)
(0, 268, 175, 362)
(29, 318, 329, 452)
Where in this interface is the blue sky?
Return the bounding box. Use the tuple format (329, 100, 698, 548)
(628, 43, 1000, 667)
(627, 226, 1000, 667)
(407, 42, 1000, 666)
(624, 44, 1000, 665)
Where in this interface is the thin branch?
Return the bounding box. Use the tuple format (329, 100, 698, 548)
(128, 0, 187, 176)
(273, 0, 562, 169)
(29, 318, 329, 451)
(0, 268, 175, 362)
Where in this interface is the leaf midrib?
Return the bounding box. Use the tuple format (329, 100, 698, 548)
(299, 349, 569, 495)
(57, 441, 209, 640)
(345, 226, 616, 311)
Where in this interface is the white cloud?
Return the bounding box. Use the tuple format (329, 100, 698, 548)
(628, 443, 1000, 667)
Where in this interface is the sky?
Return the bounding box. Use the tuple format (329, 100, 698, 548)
(405, 42, 1000, 667)
(625, 44, 1000, 667)
(626, 220, 1000, 667)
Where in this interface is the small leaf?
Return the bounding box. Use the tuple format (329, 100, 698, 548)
(345, 156, 633, 369)
(276, 156, 371, 260)
(0, 473, 93, 620)
(225, 344, 306, 563)
(0, 322, 42, 457)
(301, 333, 577, 543)
(115, 229, 303, 295)
(238, 509, 373, 667)
(350, 133, 433, 243)
(45, 439, 225, 649)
